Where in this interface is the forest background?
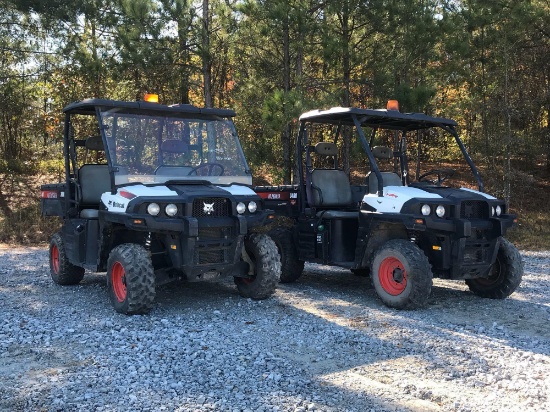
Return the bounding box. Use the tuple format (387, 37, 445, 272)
(0, 0, 548, 248)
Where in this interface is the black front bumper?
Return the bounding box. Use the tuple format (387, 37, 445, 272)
(363, 210, 516, 279)
(102, 210, 269, 281)
(415, 214, 516, 279)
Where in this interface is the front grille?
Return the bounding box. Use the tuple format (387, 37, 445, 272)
(198, 227, 224, 240)
(463, 244, 491, 264)
(464, 248, 484, 264)
(460, 201, 489, 219)
(469, 229, 489, 241)
(192, 197, 231, 217)
(196, 249, 226, 264)
(194, 226, 232, 265)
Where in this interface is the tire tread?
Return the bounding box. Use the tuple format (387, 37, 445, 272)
(371, 239, 433, 309)
(107, 243, 156, 315)
(466, 238, 523, 299)
(268, 227, 304, 283)
(50, 232, 85, 285)
(235, 234, 281, 299)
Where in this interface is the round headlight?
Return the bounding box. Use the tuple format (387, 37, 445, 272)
(421, 204, 431, 216)
(236, 202, 246, 214)
(147, 203, 160, 216)
(435, 205, 445, 218)
(165, 203, 178, 217)
(492, 206, 495, 216)
(248, 201, 257, 213)
(495, 205, 502, 216)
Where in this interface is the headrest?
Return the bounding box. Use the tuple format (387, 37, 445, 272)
(372, 146, 393, 159)
(85, 135, 104, 151)
(161, 139, 188, 153)
(314, 142, 338, 156)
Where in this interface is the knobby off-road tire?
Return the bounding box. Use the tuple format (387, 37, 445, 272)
(267, 227, 304, 283)
(466, 237, 523, 299)
(106, 243, 156, 315)
(235, 234, 281, 299)
(371, 239, 433, 309)
(49, 232, 85, 285)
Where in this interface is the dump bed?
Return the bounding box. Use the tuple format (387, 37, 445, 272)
(254, 185, 301, 218)
(40, 183, 67, 217)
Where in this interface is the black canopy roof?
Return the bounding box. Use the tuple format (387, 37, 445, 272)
(63, 98, 236, 118)
(299, 107, 457, 131)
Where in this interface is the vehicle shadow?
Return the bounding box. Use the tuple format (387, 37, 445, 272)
(151, 261, 548, 410)
(295, 260, 550, 350)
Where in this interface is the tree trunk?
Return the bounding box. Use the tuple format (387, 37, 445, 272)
(90, 18, 100, 98)
(546, 107, 550, 172)
(503, 43, 512, 207)
(546, 70, 550, 171)
(341, 2, 351, 176)
(281, 16, 292, 184)
(178, 21, 190, 104)
(134, 69, 142, 101)
(3, 114, 18, 161)
(202, 0, 212, 108)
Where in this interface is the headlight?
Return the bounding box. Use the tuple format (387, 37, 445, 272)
(236, 202, 246, 214)
(495, 205, 502, 216)
(435, 205, 445, 218)
(248, 201, 257, 213)
(492, 207, 495, 216)
(165, 203, 178, 217)
(421, 204, 431, 216)
(147, 203, 160, 216)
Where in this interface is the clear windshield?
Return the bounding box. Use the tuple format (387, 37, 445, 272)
(99, 110, 251, 186)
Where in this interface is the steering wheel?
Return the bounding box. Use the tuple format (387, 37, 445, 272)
(187, 163, 225, 176)
(417, 168, 456, 185)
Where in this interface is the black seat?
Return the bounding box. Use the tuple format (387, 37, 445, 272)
(161, 139, 188, 153)
(156, 165, 193, 175)
(155, 139, 194, 181)
(78, 136, 110, 219)
(367, 146, 403, 194)
(308, 143, 357, 219)
(79, 165, 110, 218)
(311, 169, 353, 207)
(367, 171, 403, 194)
(84, 135, 104, 151)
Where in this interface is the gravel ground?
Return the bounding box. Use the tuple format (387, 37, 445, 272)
(0, 246, 549, 412)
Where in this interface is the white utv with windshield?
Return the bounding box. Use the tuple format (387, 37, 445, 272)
(41, 98, 280, 314)
(257, 104, 522, 309)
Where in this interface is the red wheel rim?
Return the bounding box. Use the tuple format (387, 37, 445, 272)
(111, 262, 127, 302)
(51, 244, 60, 274)
(378, 256, 407, 296)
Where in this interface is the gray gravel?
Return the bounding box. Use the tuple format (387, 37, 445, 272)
(0, 246, 549, 412)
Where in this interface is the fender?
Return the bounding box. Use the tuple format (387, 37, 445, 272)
(362, 186, 442, 213)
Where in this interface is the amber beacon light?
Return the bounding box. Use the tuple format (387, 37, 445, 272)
(387, 100, 399, 111)
(144, 93, 159, 103)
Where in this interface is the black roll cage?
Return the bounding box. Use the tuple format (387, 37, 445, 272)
(295, 107, 484, 210)
(61, 99, 246, 209)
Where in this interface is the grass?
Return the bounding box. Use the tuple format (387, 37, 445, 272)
(507, 211, 550, 251)
(0, 172, 61, 245)
(504, 161, 550, 250)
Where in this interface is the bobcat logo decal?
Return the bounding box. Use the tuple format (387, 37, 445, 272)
(203, 202, 215, 215)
